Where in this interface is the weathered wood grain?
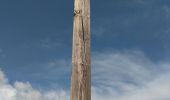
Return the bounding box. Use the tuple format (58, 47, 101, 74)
(70, 0, 91, 100)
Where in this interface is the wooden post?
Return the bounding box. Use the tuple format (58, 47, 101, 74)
(70, 0, 91, 100)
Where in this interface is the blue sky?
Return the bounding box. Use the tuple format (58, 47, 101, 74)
(0, 0, 170, 100)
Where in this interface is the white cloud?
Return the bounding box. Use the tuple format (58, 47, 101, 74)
(92, 50, 170, 100)
(0, 70, 69, 100)
(1, 50, 170, 100)
(28, 59, 70, 81)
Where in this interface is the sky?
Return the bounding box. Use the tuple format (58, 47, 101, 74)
(1, 0, 170, 100)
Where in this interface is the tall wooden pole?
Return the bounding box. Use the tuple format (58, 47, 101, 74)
(70, 0, 91, 100)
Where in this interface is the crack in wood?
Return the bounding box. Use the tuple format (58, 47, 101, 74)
(71, 0, 90, 100)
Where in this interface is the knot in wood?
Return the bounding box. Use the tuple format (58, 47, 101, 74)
(74, 10, 82, 17)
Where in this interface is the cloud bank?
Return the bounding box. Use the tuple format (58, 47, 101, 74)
(92, 50, 170, 100)
(1, 50, 170, 100)
(0, 70, 69, 100)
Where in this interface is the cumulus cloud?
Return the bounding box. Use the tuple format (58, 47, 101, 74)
(1, 50, 170, 100)
(0, 70, 69, 100)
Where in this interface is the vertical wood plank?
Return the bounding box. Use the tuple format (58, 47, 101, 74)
(70, 0, 91, 100)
